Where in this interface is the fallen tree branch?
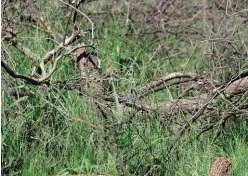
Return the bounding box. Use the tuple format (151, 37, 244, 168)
(1, 45, 92, 85)
(197, 109, 248, 139)
(174, 75, 248, 136)
(135, 72, 197, 92)
(225, 76, 248, 95)
(161, 93, 210, 115)
(138, 77, 194, 99)
(1, 59, 49, 85)
(175, 93, 216, 136)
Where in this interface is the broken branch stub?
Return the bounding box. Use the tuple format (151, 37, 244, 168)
(225, 77, 248, 95)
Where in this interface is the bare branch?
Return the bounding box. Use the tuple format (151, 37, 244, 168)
(1, 44, 91, 85)
(139, 77, 194, 99)
(43, 31, 87, 63)
(135, 72, 198, 92)
(59, 0, 95, 45)
(1, 59, 45, 85)
(225, 76, 248, 95)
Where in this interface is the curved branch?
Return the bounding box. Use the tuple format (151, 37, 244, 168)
(135, 72, 197, 92)
(139, 77, 194, 99)
(1, 54, 62, 85)
(1, 44, 91, 85)
(1, 59, 45, 85)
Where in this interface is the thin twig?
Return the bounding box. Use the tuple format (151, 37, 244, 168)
(59, 0, 95, 45)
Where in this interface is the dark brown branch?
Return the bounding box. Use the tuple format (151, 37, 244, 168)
(1, 59, 47, 85)
(1, 44, 91, 85)
(9, 91, 35, 98)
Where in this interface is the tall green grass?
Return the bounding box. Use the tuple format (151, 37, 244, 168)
(2, 1, 248, 175)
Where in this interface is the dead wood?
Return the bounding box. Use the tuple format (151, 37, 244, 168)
(225, 76, 248, 95)
(135, 72, 197, 92)
(2, 0, 247, 142)
(1, 45, 92, 85)
(209, 157, 231, 176)
(1, 0, 95, 85)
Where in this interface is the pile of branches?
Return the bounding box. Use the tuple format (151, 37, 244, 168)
(81, 0, 248, 137)
(1, 0, 248, 139)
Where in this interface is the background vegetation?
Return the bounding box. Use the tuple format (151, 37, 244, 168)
(2, 0, 248, 175)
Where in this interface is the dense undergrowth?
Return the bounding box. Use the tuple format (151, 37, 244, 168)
(1, 0, 248, 175)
